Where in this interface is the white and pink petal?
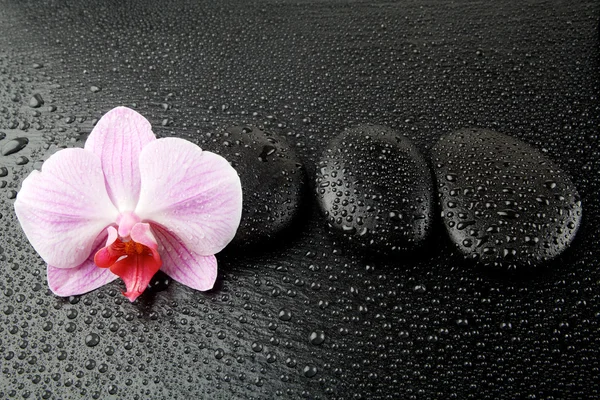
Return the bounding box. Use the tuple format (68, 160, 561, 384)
(84, 106, 156, 212)
(47, 232, 118, 296)
(135, 138, 242, 256)
(14, 148, 119, 269)
(152, 225, 218, 291)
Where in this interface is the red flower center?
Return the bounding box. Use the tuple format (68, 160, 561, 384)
(94, 235, 162, 302)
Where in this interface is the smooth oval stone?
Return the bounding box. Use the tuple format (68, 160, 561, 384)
(1, 137, 29, 156)
(432, 128, 582, 270)
(315, 125, 434, 254)
(218, 126, 306, 247)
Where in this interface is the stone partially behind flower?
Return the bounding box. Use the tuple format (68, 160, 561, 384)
(14, 107, 242, 301)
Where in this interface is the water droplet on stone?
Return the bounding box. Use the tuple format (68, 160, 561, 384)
(251, 342, 263, 352)
(309, 330, 325, 345)
(303, 365, 318, 378)
(278, 308, 292, 321)
(146, 271, 170, 292)
(258, 144, 277, 162)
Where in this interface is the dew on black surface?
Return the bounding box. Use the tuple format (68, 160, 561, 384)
(0, 1, 598, 399)
(251, 342, 263, 352)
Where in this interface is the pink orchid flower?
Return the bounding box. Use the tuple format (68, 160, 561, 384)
(14, 107, 242, 302)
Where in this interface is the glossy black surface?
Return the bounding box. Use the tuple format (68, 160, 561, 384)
(0, 1, 598, 399)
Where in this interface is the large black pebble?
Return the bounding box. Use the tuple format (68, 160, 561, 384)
(432, 128, 582, 270)
(219, 126, 306, 247)
(315, 125, 434, 254)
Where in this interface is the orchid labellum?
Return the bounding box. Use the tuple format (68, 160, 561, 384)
(14, 107, 242, 301)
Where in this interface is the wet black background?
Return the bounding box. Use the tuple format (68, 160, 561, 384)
(0, 1, 599, 399)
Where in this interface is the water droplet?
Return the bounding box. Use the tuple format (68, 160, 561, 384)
(1, 137, 29, 156)
(258, 144, 277, 162)
(266, 352, 277, 363)
(85, 333, 100, 347)
(251, 342, 263, 352)
(309, 330, 326, 345)
(214, 348, 225, 359)
(29, 94, 45, 108)
(303, 365, 318, 378)
(278, 308, 292, 321)
(413, 284, 427, 293)
(147, 271, 170, 292)
(85, 359, 96, 370)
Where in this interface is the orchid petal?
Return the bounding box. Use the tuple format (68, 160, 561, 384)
(47, 232, 118, 296)
(94, 227, 120, 268)
(84, 106, 156, 212)
(135, 138, 242, 256)
(153, 225, 217, 291)
(14, 148, 119, 269)
(117, 212, 141, 238)
(130, 222, 159, 252)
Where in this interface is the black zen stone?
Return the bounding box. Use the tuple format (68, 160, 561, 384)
(432, 128, 582, 270)
(315, 125, 434, 254)
(220, 125, 306, 247)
